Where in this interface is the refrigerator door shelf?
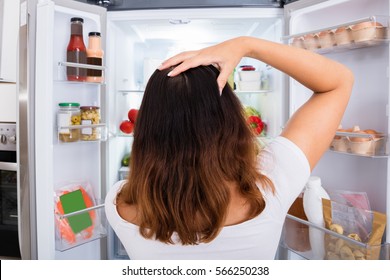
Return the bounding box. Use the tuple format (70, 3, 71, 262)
(55, 202, 107, 252)
(56, 61, 106, 84)
(284, 15, 390, 54)
(278, 214, 390, 260)
(57, 123, 108, 143)
(330, 132, 388, 158)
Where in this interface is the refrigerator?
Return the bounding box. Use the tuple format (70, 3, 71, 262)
(18, 0, 389, 260)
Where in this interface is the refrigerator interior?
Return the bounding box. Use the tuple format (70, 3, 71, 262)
(105, 7, 285, 259)
(280, 0, 390, 260)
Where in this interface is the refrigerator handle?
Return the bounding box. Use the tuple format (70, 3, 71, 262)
(17, 0, 37, 260)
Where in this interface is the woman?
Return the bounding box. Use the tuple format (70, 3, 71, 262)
(105, 36, 354, 259)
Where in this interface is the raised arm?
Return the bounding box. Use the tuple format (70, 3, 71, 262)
(159, 36, 354, 170)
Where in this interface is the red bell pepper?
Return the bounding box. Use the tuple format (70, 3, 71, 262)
(247, 115, 264, 135)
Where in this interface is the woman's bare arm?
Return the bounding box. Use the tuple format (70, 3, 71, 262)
(159, 36, 354, 170)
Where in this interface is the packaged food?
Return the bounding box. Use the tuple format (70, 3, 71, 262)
(322, 198, 386, 260)
(334, 26, 353, 45)
(291, 36, 305, 49)
(80, 106, 100, 141)
(57, 102, 80, 143)
(303, 33, 320, 51)
(351, 21, 387, 43)
(318, 30, 336, 49)
(54, 182, 97, 246)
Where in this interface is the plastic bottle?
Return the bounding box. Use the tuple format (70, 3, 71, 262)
(303, 176, 330, 259)
(66, 17, 87, 81)
(86, 32, 104, 83)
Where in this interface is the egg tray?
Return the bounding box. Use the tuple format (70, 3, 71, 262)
(287, 16, 389, 52)
(330, 134, 386, 156)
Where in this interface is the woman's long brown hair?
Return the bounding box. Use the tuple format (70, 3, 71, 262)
(118, 65, 274, 245)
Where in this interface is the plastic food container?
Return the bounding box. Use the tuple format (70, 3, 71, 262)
(237, 80, 261, 91)
(330, 136, 348, 152)
(238, 71, 261, 81)
(351, 21, 388, 43)
(57, 102, 81, 143)
(80, 106, 101, 141)
(318, 30, 336, 49)
(291, 36, 305, 49)
(334, 26, 353, 45)
(303, 33, 320, 51)
(348, 136, 385, 156)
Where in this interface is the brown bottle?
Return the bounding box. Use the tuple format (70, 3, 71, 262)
(86, 32, 104, 83)
(67, 17, 87, 81)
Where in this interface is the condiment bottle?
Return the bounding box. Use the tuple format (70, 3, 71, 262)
(66, 17, 87, 81)
(86, 32, 104, 83)
(303, 176, 330, 259)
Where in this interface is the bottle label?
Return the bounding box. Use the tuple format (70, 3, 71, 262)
(81, 119, 93, 135)
(67, 50, 87, 80)
(58, 112, 72, 133)
(87, 57, 102, 77)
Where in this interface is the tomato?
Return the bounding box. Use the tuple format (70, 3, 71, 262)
(119, 120, 134, 134)
(128, 109, 138, 123)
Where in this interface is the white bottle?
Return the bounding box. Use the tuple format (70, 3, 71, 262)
(303, 176, 330, 259)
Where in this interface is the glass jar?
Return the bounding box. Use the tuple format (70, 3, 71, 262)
(57, 103, 81, 142)
(80, 106, 100, 141)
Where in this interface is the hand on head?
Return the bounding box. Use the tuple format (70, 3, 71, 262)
(158, 38, 246, 93)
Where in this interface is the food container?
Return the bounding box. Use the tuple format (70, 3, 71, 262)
(57, 102, 81, 143)
(238, 70, 261, 81)
(348, 136, 385, 156)
(351, 21, 388, 43)
(80, 106, 101, 141)
(318, 30, 336, 49)
(303, 33, 320, 51)
(330, 137, 349, 152)
(237, 80, 261, 91)
(291, 36, 305, 49)
(334, 26, 353, 45)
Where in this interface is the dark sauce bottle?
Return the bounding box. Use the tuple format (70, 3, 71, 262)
(67, 17, 87, 81)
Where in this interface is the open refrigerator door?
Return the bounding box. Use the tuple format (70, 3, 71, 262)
(34, 0, 108, 259)
(278, 0, 389, 260)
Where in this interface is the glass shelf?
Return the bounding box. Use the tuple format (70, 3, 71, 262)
(117, 89, 144, 95)
(235, 90, 270, 94)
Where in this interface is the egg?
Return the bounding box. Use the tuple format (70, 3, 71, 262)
(351, 21, 383, 31)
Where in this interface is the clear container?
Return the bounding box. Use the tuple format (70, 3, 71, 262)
(80, 106, 101, 141)
(57, 102, 81, 143)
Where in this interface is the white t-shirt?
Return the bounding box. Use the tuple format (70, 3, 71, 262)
(105, 136, 310, 259)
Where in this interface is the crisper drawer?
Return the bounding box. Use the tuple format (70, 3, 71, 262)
(278, 214, 389, 260)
